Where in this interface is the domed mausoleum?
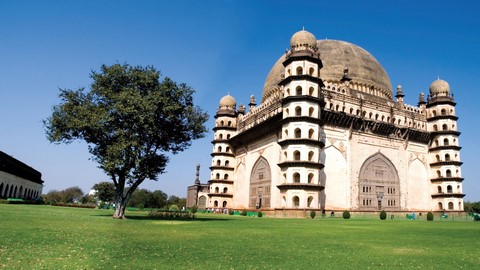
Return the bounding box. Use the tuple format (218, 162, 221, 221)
(187, 30, 464, 215)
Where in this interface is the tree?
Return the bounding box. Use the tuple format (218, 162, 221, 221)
(92, 182, 116, 203)
(61, 186, 84, 203)
(44, 64, 208, 218)
(149, 190, 168, 209)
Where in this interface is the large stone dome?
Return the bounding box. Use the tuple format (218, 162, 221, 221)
(263, 39, 392, 101)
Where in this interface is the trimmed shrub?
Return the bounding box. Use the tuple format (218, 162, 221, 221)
(169, 204, 179, 212)
(380, 210, 387, 220)
(310, 210, 316, 219)
(228, 209, 234, 215)
(257, 211, 263, 218)
(190, 205, 198, 214)
(427, 211, 434, 221)
(241, 209, 247, 216)
(343, 210, 351, 219)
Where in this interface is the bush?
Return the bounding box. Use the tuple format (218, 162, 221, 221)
(380, 210, 387, 220)
(258, 211, 263, 218)
(228, 209, 234, 215)
(169, 204, 179, 212)
(427, 211, 434, 221)
(310, 210, 316, 219)
(190, 205, 198, 214)
(343, 210, 351, 219)
(241, 209, 247, 216)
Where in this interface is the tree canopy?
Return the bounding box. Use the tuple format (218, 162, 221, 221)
(44, 63, 208, 218)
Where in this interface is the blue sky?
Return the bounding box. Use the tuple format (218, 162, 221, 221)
(1, 1, 479, 201)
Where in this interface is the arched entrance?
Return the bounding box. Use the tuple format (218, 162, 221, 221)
(358, 153, 400, 210)
(249, 157, 272, 208)
(198, 195, 207, 209)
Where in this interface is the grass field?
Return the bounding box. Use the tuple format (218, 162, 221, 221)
(0, 205, 479, 269)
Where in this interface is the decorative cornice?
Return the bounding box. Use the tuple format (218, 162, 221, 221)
(209, 165, 234, 171)
(277, 161, 324, 169)
(430, 161, 463, 167)
(278, 138, 325, 148)
(431, 193, 465, 198)
(427, 115, 458, 122)
(429, 145, 462, 152)
(276, 183, 324, 191)
(430, 177, 464, 183)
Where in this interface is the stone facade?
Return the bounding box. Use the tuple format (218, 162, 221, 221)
(0, 151, 43, 199)
(188, 30, 464, 213)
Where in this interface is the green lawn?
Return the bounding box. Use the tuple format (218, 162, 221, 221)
(0, 205, 479, 269)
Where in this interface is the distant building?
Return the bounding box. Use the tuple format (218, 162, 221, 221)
(0, 151, 43, 199)
(186, 164, 209, 208)
(188, 30, 464, 213)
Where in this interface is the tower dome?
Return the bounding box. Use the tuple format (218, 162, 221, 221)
(290, 29, 317, 49)
(429, 79, 450, 95)
(219, 94, 236, 107)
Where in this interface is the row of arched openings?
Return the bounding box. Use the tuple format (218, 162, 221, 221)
(325, 101, 425, 129)
(214, 173, 229, 180)
(289, 172, 315, 184)
(285, 86, 316, 96)
(213, 200, 228, 208)
(286, 66, 315, 77)
(215, 160, 230, 166)
(438, 201, 459, 210)
(437, 185, 460, 194)
(433, 124, 454, 131)
(436, 169, 458, 178)
(213, 187, 228, 193)
(284, 128, 316, 139)
(285, 106, 316, 117)
(0, 183, 39, 198)
(288, 195, 314, 208)
(431, 108, 453, 117)
(284, 150, 316, 162)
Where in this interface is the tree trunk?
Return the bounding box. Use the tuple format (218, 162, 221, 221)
(113, 197, 127, 219)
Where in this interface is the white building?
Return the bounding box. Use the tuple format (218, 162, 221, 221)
(190, 30, 464, 213)
(0, 151, 43, 199)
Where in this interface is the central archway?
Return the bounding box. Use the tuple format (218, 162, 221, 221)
(249, 157, 272, 208)
(358, 153, 400, 210)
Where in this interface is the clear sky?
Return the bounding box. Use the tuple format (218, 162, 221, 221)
(1, 1, 479, 201)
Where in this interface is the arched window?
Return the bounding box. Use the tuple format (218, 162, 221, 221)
(442, 124, 448, 131)
(215, 187, 219, 193)
(447, 185, 453, 193)
(296, 86, 302, 95)
(220, 120, 224, 126)
(309, 67, 314, 76)
(284, 129, 289, 137)
(216, 173, 220, 179)
(216, 160, 221, 166)
(445, 154, 450, 161)
(448, 202, 454, 210)
(295, 106, 302, 116)
(225, 160, 229, 166)
(435, 154, 440, 161)
(296, 66, 303, 75)
(285, 108, 289, 116)
(443, 138, 449, 146)
(437, 186, 442, 193)
(432, 110, 437, 117)
(214, 200, 218, 207)
(293, 151, 301, 161)
(222, 201, 227, 208)
(226, 147, 230, 152)
(436, 170, 441, 177)
(224, 174, 229, 180)
(446, 169, 452, 177)
(308, 173, 314, 183)
(227, 134, 230, 139)
(309, 87, 314, 96)
(441, 109, 446, 116)
(309, 107, 314, 117)
(308, 151, 314, 161)
(294, 128, 301, 138)
(223, 187, 228, 193)
(292, 196, 300, 207)
(228, 121, 232, 127)
(219, 134, 223, 139)
(293, 173, 300, 183)
(217, 146, 222, 152)
(438, 202, 443, 210)
(307, 196, 314, 208)
(308, 129, 314, 139)
(433, 125, 438, 131)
